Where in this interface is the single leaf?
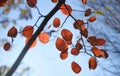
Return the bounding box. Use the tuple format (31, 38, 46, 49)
(87, 36, 96, 43)
(55, 37, 68, 52)
(26, 0, 37, 8)
(89, 57, 97, 70)
(51, 0, 58, 3)
(94, 38, 106, 46)
(91, 47, 103, 57)
(60, 51, 68, 60)
(100, 49, 109, 59)
(84, 8, 91, 16)
(53, 17, 60, 28)
(73, 20, 84, 29)
(60, 4, 72, 16)
(61, 29, 73, 45)
(71, 48, 79, 56)
(22, 25, 34, 38)
(71, 61, 81, 74)
(0, 0, 7, 7)
(75, 43, 83, 51)
(88, 16, 96, 22)
(81, 0, 87, 5)
(3, 42, 11, 51)
(80, 28, 88, 38)
(7, 26, 18, 38)
(38, 32, 50, 44)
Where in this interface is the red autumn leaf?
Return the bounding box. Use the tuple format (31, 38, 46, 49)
(89, 57, 97, 70)
(71, 61, 81, 74)
(100, 49, 109, 59)
(55, 37, 68, 52)
(75, 43, 83, 51)
(94, 38, 106, 46)
(53, 17, 60, 28)
(88, 16, 96, 22)
(26, 0, 37, 8)
(87, 36, 96, 43)
(91, 47, 103, 57)
(80, 28, 88, 38)
(51, 0, 59, 3)
(84, 8, 91, 16)
(38, 32, 50, 44)
(81, 0, 87, 5)
(22, 25, 34, 38)
(0, 0, 7, 7)
(73, 20, 84, 29)
(60, 51, 68, 60)
(60, 4, 72, 16)
(25, 37, 37, 48)
(3, 42, 11, 51)
(7, 26, 18, 38)
(61, 29, 73, 45)
(71, 48, 79, 56)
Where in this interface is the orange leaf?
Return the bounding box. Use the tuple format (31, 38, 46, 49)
(88, 16, 96, 22)
(94, 38, 106, 46)
(91, 47, 103, 57)
(60, 4, 72, 16)
(51, 0, 59, 3)
(60, 51, 68, 60)
(53, 17, 60, 28)
(55, 37, 68, 52)
(22, 26, 34, 38)
(25, 37, 37, 48)
(84, 8, 91, 16)
(7, 26, 18, 38)
(89, 57, 97, 70)
(0, 0, 7, 7)
(100, 49, 109, 59)
(26, 0, 37, 8)
(73, 20, 84, 29)
(81, 0, 87, 5)
(80, 28, 88, 38)
(87, 36, 96, 43)
(61, 29, 73, 44)
(3, 42, 11, 51)
(38, 32, 50, 44)
(75, 43, 83, 51)
(71, 61, 81, 74)
(71, 48, 79, 56)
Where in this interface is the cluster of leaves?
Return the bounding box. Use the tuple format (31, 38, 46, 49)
(0, 0, 109, 75)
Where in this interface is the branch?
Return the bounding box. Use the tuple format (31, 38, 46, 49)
(6, 0, 65, 76)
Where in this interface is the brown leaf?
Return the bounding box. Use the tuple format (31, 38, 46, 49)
(75, 43, 83, 51)
(81, 0, 87, 5)
(100, 49, 109, 59)
(89, 57, 97, 70)
(26, 0, 37, 8)
(91, 47, 103, 57)
(71, 48, 79, 56)
(84, 8, 91, 16)
(71, 61, 81, 74)
(0, 0, 7, 7)
(60, 4, 72, 15)
(80, 28, 88, 38)
(53, 17, 60, 28)
(88, 16, 96, 22)
(73, 20, 84, 29)
(7, 26, 18, 38)
(3, 42, 11, 51)
(60, 51, 68, 60)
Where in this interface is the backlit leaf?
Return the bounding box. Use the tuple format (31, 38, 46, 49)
(81, 0, 87, 5)
(26, 0, 37, 8)
(60, 51, 68, 60)
(80, 28, 88, 38)
(71, 48, 79, 56)
(60, 4, 72, 16)
(25, 37, 37, 48)
(3, 42, 11, 51)
(89, 57, 97, 70)
(7, 26, 18, 38)
(73, 20, 84, 29)
(75, 43, 83, 51)
(61, 29, 73, 45)
(94, 38, 106, 46)
(84, 8, 91, 16)
(100, 49, 109, 59)
(71, 61, 81, 74)
(38, 32, 50, 44)
(53, 17, 60, 28)
(22, 25, 34, 38)
(91, 47, 103, 57)
(55, 37, 68, 52)
(88, 16, 96, 22)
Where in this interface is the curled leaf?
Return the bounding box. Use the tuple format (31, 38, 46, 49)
(100, 49, 109, 59)
(71, 61, 81, 74)
(75, 43, 83, 51)
(73, 20, 84, 29)
(60, 51, 68, 60)
(60, 4, 72, 16)
(91, 47, 103, 57)
(7, 26, 18, 38)
(89, 57, 97, 70)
